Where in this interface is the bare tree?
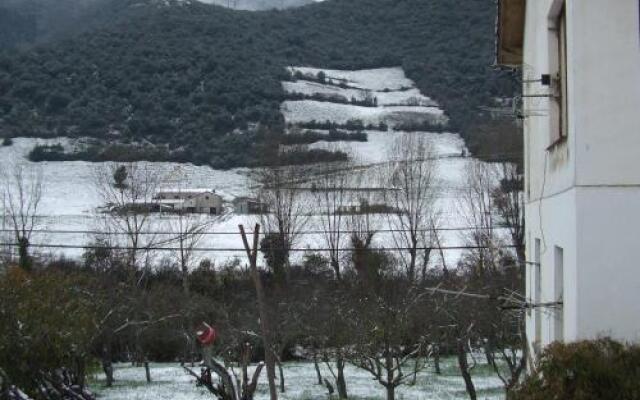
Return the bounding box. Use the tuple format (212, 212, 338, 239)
(384, 133, 438, 281)
(348, 280, 431, 400)
(484, 311, 527, 392)
(163, 210, 213, 366)
(253, 161, 309, 281)
(239, 224, 278, 400)
(165, 212, 211, 296)
(94, 163, 162, 275)
(313, 160, 353, 280)
(1, 163, 44, 270)
(492, 163, 525, 266)
(343, 168, 381, 285)
(458, 161, 502, 277)
(185, 341, 264, 400)
(93, 162, 164, 383)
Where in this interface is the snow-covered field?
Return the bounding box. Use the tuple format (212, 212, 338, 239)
(0, 135, 478, 266)
(91, 360, 505, 400)
(282, 81, 437, 107)
(0, 66, 505, 268)
(282, 67, 446, 128)
(287, 67, 418, 92)
(281, 100, 444, 127)
(0, 138, 257, 263)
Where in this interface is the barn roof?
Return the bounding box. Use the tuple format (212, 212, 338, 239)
(496, 0, 526, 66)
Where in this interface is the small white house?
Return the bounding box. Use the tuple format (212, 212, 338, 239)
(497, 0, 640, 360)
(154, 188, 223, 214)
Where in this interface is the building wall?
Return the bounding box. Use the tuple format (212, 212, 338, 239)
(184, 194, 223, 213)
(575, 186, 640, 342)
(571, 1, 640, 186)
(523, 0, 640, 355)
(525, 189, 577, 354)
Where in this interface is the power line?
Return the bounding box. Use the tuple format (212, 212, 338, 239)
(0, 242, 518, 253)
(0, 225, 512, 236)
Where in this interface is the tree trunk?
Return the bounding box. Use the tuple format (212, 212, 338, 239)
(484, 342, 494, 366)
(331, 258, 341, 281)
(313, 353, 322, 385)
(276, 358, 285, 393)
(336, 356, 348, 400)
(240, 224, 278, 400)
(76, 356, 86, 389)
(102, 357, 114, 387)
(433, 344, 441, 375)
(385, 350, 395, 400)
(18, 237, 30, 271)
(456, 339, 476, 400)
(386, 384, 395, 400)
(410, 355, 419, 385)
(408, 243, 417, 281)
(144, 361, 151, 383)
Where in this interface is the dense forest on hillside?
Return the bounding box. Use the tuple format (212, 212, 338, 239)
(0, 0, 519, 168)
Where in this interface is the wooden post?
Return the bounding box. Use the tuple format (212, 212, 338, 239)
(239, 224, 278, 400)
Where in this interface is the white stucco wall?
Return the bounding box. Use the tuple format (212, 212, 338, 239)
(523, 0, 640, 355)
(571, 1, 640, 186)
(575, 186, 640, 342)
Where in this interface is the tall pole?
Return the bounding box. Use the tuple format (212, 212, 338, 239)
(239, 224, 278, 400)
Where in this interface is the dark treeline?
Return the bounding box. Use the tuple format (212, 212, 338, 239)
(281, 128, 368, 145)
(285, 91, 379, 108)
(292, 119, 389, 132)
(0, 0, 519, 169)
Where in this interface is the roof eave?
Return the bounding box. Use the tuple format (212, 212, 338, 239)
(496, 0, 526, 67)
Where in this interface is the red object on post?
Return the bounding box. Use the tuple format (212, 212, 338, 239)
(196, 322, 217, 346)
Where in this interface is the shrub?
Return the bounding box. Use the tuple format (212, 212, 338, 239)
(508, 338, 640, 400)
(2, 137, 12, 146)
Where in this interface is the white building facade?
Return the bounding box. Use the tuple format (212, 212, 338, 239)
(498, 0, 640, 359)
(155, 188, 223, 214)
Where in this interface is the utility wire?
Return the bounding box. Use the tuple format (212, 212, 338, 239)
(0, 225, 513, 236)
(0, 242, 518, 253)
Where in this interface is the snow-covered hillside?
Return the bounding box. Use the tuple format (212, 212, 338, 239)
(0, 66, 504, 268)
(282, 67, 447, 128)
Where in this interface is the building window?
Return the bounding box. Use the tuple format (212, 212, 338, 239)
(554, 246, 564, 342)
(549, 3, 568, 146)
(534, 238, 542, 352)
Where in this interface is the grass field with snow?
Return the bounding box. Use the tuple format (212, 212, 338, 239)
(90, 359, 505, 400)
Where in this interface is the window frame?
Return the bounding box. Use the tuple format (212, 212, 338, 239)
(547, 1, 569, 149)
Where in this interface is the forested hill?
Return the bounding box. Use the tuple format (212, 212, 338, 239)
(0, 0, 519, 168)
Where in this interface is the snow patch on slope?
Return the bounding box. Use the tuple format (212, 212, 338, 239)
(281, 100, 444, 127)
(287, 66, 415, 91)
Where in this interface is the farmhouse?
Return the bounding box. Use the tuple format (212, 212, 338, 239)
(497, 0, 640, 362)
(232, 196, 268, 214)
(154, 188, 223, 214)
